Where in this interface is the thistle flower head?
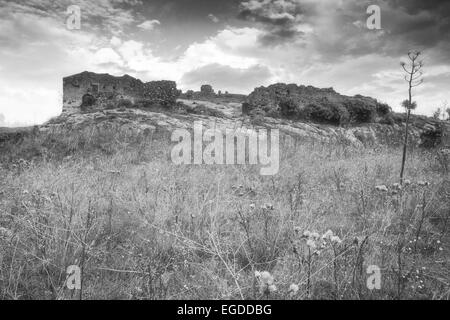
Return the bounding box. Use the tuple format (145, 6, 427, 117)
(392, 183, 402, 190)
(257, 271, 276, 295)
(331, 235, 342, 244)
(418, 181, 429, 187)
(306, 239, 317, 250)
(268, 284, 277, 293)
(263, 203, 274, 210)
(375, 185, 388, 192)
(310, 232, 320, 240)
(322, 230, 334, 240)
(289, 283, 299, 295)
(260, 271, 274, 285)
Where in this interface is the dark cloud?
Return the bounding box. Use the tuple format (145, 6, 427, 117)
(0, 0, 142, 36)
(258, 27, 304, 46)
(382, 0, 449, 42)
(344, 0, 450, 59)
(236, 0, 450, 61)
(180, 63, 272, 93)
(238, 0, 311, 45)
(386, 0, 450, 17)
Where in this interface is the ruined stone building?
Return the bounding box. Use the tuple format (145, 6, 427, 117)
(180, 84, 218, 100)
(63, 71, 179, 112)
(200, 84, 215, 97)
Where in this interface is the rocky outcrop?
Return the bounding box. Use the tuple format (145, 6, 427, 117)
(409, 115, 450, 148)
(243, 83, 391, 124)
(3, 98, 448, 155)
(34, 99, 449, 150)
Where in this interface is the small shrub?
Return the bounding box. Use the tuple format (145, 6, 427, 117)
(242, 102, 252, 115)
(280, 98, 301, 119)
(376, 103, 391, 116)
(134, 99, 162, 110)
(332, 104, 350, 125)
(344, 100, 376, 123)
(104, 102, 116, 110)
(304, 103, 342, 125)
(249, 109, 266, 126)
(190, 104, 226, 118)
(391, 113, 405, 124)
(185, 90, 194, 99)
(379, 114, 395, 125)
(117, 99, 133, 109)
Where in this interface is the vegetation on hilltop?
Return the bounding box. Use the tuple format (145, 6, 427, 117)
(243, 83, 393, 125)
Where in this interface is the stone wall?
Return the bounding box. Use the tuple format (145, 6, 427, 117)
(143, 81, 180, 106)
(179, 84, 219, 100)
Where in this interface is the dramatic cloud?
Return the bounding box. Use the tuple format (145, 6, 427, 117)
(238, 0, 311, 45)
(236, 0, 450, 61)
(0, 0, 142, 35)
(0, 0, 449, 125)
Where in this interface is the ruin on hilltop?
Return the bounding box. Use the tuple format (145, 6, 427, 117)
(63, 71, 180, 112)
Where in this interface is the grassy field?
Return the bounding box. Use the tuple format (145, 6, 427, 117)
(0, 125, 448, 300)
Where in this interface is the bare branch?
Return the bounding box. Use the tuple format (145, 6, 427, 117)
(412, 73, 423, 81)
(401, 64, 413, 74)
(414, 64, 423, 73)
(411, 79, 424, 87)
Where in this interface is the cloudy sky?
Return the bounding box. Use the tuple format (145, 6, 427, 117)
(0, 0, 449, 126)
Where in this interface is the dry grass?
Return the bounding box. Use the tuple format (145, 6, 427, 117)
(0, 127, 448, 300)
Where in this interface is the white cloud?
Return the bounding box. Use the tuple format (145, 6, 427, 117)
(180, 63, 273, 93)
(208, 14, 220, 23)
(0, 10, 96, 124)
(99, 27, 265, 84)
(137, 19, 161, 31)
(110, 36, 122, 47)
(93, 48, 123, 65)
(181, 32, 259, 70)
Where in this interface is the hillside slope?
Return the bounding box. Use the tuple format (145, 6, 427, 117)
(39, 99, 450, 149)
